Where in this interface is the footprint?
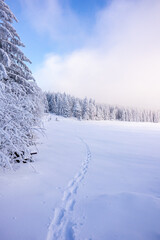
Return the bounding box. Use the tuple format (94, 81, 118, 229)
(74, 173, 81, 179)
(65, 199, 76, 211)
(53, 208, 65, 225)
(65, 221, 75, 240)
(77, 175, 84, 182)
(67, 180, 75, 188)
(70, 185, 78, 194)
(63, 191, 71, 201)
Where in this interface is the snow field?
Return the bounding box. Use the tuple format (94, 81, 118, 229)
(46, 137, 91, 240)
(0, 115, 160, 240)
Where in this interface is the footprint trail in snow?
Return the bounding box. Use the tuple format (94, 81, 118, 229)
(46, 137, 91, 240)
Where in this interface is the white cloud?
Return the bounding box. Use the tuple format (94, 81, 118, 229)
(33, 0, 160, 109)
(20, 0, 87, 45)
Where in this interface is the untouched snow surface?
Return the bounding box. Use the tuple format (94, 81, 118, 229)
(0, 115, 160, 240)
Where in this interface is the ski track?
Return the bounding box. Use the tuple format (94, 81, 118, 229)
(46, 137, 91, 240)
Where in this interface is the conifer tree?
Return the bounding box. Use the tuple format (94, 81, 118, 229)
(0, 0, 44, 168)
(89, 99, 96, 120)
(73, 99, 82, 120)
(62, 96, 71, 118)
(82, 97, 89, 120)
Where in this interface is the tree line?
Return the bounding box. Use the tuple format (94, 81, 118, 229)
(46, 92, 160, 123)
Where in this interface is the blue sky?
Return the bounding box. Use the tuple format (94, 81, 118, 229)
(5, 0, 160, 109)
(6, 0, 109, 70)
(6, 0, 49, 69)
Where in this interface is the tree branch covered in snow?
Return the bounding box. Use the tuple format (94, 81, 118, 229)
(46, 92, 160, 123)
(0, 0, 45, 169)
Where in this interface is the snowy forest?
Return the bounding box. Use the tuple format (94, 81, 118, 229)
(0, 0, 44, 168)
(0, 0, 160, 170)
(46, 92, 160, 123)
(1, 1, 160, 240)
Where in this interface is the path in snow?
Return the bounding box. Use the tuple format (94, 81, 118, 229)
(1, 117, 160, 240)
(46, 137, 91, 240)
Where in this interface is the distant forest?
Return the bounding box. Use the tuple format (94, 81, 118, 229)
(46, 92, 160, 123)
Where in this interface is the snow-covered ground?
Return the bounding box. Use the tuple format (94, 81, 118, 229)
(1, 115, 160, 240)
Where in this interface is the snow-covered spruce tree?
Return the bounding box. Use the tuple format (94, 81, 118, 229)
(73, 99, 82, 120)
(62, 95, 71, 118)
(46, 93, 56, 113)
(0, 0, 44, 168)
(82, 97, 89, 120)
(88, 99, 96, 120)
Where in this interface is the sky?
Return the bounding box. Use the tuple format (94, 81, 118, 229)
(6, 0, 160, 110)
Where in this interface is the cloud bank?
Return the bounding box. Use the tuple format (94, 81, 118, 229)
(26, 0, 160, 109)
